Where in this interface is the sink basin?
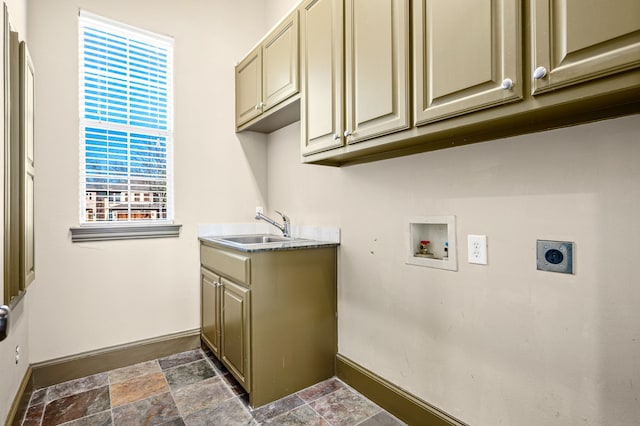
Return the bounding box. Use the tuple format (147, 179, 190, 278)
(218, 234, 293, 245)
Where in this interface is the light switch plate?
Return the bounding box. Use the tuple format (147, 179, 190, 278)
(537, 240, 574, 274)
(468, 235, 488, 265)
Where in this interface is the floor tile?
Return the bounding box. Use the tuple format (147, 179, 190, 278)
(183, 397, 253, 426)
(21, 349, 402, 426)
(263, 405, 330, 425)
(358, 411, 407, 426)
(41, 386, 110, 426)
(29, 388, 48, 407)
(108, 360, 162, 384)
(112, 392, 180, 426)
(251, 394, 306, 423)
(46, 373, 108, 403)
(21, 404, 44, 426)
(110, 372, 169, 407)
(297, 378, 346, 402)
(309, 388, 381, 426)
(164, 359, 216, 390)
(61, 410, 113, 426)
(159, 350, 204, 370)
(158, 418, 186, 426)
(172, 376, 234, 417)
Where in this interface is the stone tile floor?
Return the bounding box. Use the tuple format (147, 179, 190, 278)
(21, 348, 406, 425)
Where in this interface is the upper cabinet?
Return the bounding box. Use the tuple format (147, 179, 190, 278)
(238, 0, 639, 165)
(235, 47, 262, 127)
(344, 0, 410, 143)
(413, 0, 522, 125)
(530, 0, 640, 95)
(300, 0, 410, 156)
(300, 0, 344, 155)
(263, 13, 299, 112)
(235, 11, 300, 132)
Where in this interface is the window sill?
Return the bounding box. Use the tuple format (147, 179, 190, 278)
(70, 223, 182, 242)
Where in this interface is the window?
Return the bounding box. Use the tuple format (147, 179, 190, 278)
(78, 11, 174, 226)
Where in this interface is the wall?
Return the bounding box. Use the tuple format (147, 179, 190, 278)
(265, 0, 299, 33)
(266, 115, 640, 425)
(26, 0, 269, 364)
(1, 0, 30, 422)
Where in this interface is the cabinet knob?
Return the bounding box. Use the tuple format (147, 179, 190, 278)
(344, 130, 353, 138)
(533, 66, 547, 80)
(501, 78, 513, 90)
(333, 134, 340, 141)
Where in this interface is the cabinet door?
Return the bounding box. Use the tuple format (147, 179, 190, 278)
(20, 41, 35, 288)
(263, 11, 299, 112)
(414, 0, 522, 126)
(531, 0, 640, 94)
(344, 0, 409, 144)
(201, 268, 220, 357)
(221, 278, 251, 389)
(235, 46, 262, 127)
(300, 0, 344, 156)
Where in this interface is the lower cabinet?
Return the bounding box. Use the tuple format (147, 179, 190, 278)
(200, 269, 251, 390)
(220, 277, 250, 389)
(200, 268, 221, 358)
(200, 242, 337, 408)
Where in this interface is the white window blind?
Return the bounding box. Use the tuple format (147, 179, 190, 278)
(79, 11, 174, 224)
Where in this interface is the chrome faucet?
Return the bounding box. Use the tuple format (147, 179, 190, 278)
(255, 210, 291, 237)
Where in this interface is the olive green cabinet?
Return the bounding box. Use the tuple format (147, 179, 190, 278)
(20, 41, 35, 289)
(344, 0, 410, 143)
(200, 241, 337, 408)
(235, 11, 299, 131)
(263, 12, 299, 114)
(300, 0, 409, 155)
(235, 47, 262, 127)
(220, 277, 250, 389)
(413, 0, 522, 125)
(200, 270, 251, 390)
(300, 0, 344, 155)
(530, 0, 640, 95)
(200, 268, 221, 358)
(4, 10, 35, 305)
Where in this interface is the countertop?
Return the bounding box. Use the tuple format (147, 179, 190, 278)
(199, 235, 339, 253)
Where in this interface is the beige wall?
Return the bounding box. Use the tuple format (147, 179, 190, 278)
(26, 0, 270, 364)
(1, 0, 29, 421)
(7, 1, 639, 425)
(266, 115, 640, 425)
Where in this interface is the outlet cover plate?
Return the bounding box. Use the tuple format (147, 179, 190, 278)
(468, 235, 488, 264)
(537, 240, 574, 274)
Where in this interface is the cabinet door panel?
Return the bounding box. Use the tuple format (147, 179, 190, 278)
(414, 0, 522, 125)
(20, 42, 35, 288)
(201, 269, 220, 357)
(301, 0, 344, 156)
(263, 12, 298, 111)
(345, 0, 409, 143)
(531, 0, 640, 94)
(221, 278, 250, 389)
(235, 47, 262, 127)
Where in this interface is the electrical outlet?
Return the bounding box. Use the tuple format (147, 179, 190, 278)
(468, 235, 488, 265)
(537, 240, 574, 274)
(15, 345, 19, 364)
(255, 206, 264, 215)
